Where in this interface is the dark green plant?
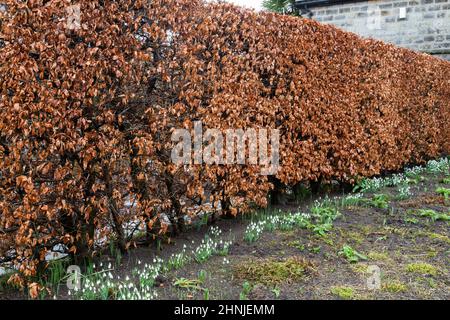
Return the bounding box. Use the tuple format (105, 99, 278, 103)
(436, 187, 450, 201)
(339, 245, 367, 263)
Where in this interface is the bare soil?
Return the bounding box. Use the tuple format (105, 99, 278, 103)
(1, 173, 449, 300)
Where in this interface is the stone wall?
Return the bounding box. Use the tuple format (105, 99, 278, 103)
(306, 0, 450, 61)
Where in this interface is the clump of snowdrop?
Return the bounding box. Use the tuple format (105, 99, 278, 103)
(165, 246, 191, 271)
(192, 238, 215, 263)
(67, 257, 164, 300)
(356, 157, 449, 193)
(138, 258, 163, 288)
(389, 174, 408, 187)
(192, 233, 232, 263)
(426, 158, 450, 174)
(355, 177, 386, 193)
(404, 165, 425, 178)
(208, 226, 222, 239)
(244, 211, 313, 243)
(397, 184, 412, 200)
(243, 220, 266, 243)
(341, 193, 364, 207)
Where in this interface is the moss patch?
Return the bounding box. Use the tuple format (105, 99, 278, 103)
(382, 281, 407, 293)
(368, 251, 389, 261)
(330, 286, 354, 300)
(427, 232, 450, 244)
(405, 262, 438, 276)
(233, 256, 314, 286)
(350, 264, 368, 274)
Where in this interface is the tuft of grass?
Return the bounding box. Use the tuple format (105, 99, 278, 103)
(197, 270, 207, 283)
(441, 177, 450, 184)
(309, 246, 321, 254)
(38, 257, 71, 295)
(405, 262, 438, 276)
(382, 281, 407, 293)
(233, 257, 314, 285)
(330, 286, 354, 300)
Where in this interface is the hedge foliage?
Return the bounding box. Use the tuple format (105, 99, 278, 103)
(0, 0, 449, 288)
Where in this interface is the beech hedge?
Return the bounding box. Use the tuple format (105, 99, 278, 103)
(0, 0, 448, 289)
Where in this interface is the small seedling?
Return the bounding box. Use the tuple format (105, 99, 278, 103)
(271, 287, 281, 299)
(198, 270, 207, 283)
(396, 184, 412, 200)
(309, 246, 321, 254)
(203, 288, 210, 300)
(339, 245, 367, 263)
(239, 281, 252, 300)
